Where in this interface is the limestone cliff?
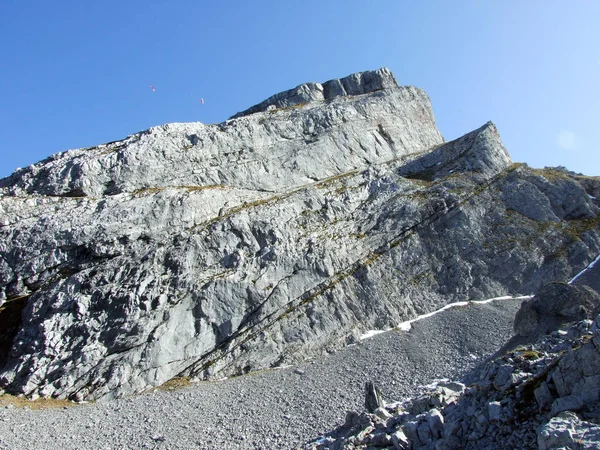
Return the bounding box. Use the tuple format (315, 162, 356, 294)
(0, 68, 599, 401)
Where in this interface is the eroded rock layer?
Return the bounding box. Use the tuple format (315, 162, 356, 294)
(0, 68, 599, 400)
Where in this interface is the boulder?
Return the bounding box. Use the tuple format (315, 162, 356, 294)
(365, 381, 384, 413)
(514, 283, 600, 337)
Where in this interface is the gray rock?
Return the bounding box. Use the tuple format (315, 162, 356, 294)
(368, 431, 392, 447)
(401, 420, 420, 445)
(436, 381, 465, 394)
(538, 411, 600, 450)
(551, 329, 600, 400)
(493, 365, 515, 391)
(551, 395, 584, 416)
(514, 283, 600, 337)
(0, 67, 599, 401)
(487, 401, 502, 422)
(365, 381, 384, 413)
(410, 395, 435, 415)
(391, 429, 410, 450)
(534, 381, 554, 412)
(417, 420, 432, 445)
(231, 67, 400, 119)
(373, 406, 392, 421)
(310, 284, 600, 450)
(426, 408, 444, 439)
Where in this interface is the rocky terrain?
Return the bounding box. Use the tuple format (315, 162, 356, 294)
(310, 282, 600, 450)
(0, 66, 599, 448)
(0, 294, 524, 449)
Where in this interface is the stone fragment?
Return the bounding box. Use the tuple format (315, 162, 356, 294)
(368, 432, 392, 447)
(426, 408, 444, 439)
(365, 381, 384, 413)
(390, 429, 410, 450)
(401, 421, 420, 445)
(409, 395, 432, 415)
(417, 421, 432, 445)
(493, 365, 515, 391)
(592, 314, 600, 333)
(539, 411, 600, 450)
(537, 412, 577, 450)
(551, 395, 584, 416)
(487, 401, 502, 422)
(436, 381, 465, 394)
(534, 381, 554, 412)
(373, 407, 392, 421)
(343, 411, 372, 431)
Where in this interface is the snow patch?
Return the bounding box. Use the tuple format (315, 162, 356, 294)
(360, 295, 533, 340)
(360, 329, 391, 340)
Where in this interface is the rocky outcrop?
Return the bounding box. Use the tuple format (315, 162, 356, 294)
(514, 282, 600, 337)
(230, 68, 400, 119)
(309, 290, 600, 450)
(0, 68, 441, 198)
(0, 68, 599, 401)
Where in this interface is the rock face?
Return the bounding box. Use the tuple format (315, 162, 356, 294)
(230, 67, 401, 119)
(0, 68, 441, 198)
(0, 68, 599, 401)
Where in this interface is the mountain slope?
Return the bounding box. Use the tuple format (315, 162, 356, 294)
(0, 68, 599, 401)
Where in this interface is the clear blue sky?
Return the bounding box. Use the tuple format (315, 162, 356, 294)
(1, 1, 598, 178)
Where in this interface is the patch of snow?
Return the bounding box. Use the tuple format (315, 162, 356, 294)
(359, 329, 391, 340)
(569, 253, 600, 284)
(472, 294, 532, 304)
(589, 195, 597, 199)
(397, 322, 412, 332)
(360, 295, 533, 341)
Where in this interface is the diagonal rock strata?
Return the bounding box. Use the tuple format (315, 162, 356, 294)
(0, 68, 599, 401)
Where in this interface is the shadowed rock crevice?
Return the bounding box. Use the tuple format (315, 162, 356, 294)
(0, 296, 29, 367)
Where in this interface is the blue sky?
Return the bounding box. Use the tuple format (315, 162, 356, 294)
(1, 1, 598, 178)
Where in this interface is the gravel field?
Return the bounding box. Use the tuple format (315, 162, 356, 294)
(0, 298, 522, 450)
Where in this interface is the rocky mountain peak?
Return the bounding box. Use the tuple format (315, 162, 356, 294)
(0, 68, 441, 199)
(0, 69, 598, 402)
(230, 67, 400, 119)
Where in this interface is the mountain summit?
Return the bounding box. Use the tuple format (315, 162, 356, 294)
(0, 68, 599, 401)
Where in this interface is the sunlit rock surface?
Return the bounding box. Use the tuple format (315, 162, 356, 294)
(0, 68, 599, 401)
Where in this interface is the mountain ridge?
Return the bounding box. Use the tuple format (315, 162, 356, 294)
(0, 68, 599, 402)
